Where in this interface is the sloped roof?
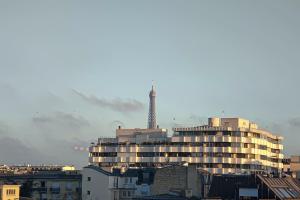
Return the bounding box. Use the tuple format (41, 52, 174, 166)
(132, 193, 189, 200)
(257, 174, 300, 200)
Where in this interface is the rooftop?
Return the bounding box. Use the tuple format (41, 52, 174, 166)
(257, 174, 300, 200)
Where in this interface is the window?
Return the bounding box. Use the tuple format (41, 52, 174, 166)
(258, 145, 267, 150)
(113, 191, 118, 200)
(232, 132, 241, 137)
(41, 181, 46, 188)
(113, 177, 118, 187)
(6, 189, 16, 196)
(87, 177, 91, 181)
(66, 183, 73, 191)
(87, 190, 91, 195)
(260, 155, 267, 160)
(123, 191, 126, 197)
(237, 153, 246, 158)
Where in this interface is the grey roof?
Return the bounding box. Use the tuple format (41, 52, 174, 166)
(257, 174, 300, 200)
(132, 194, 189, 200)
(0, 172, 81, 180)
(84, 165, 140, 177)
(84, 165, 112, 176)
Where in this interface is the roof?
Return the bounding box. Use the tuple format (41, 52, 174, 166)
(257, 174, 300, 200)
(118, 168, 139, 177)
(84, 165, 112, 176)
(132, 194, 189, 200)
(0, 172, 81, 180)
(208, 174, 257, 199)
(84, 165, 140, 177)
(0, 184, 20, 188)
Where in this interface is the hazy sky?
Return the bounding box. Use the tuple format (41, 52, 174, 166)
(0, 1, 300, 168)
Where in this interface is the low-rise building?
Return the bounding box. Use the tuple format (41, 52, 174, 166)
(282, 158, 291, 175)
(82, 164, 210, 200)
(290, 156, 300, 179)
(0, 165, 76, 175)
(207, 174, 300, 200)
(0, 171, 81, 200)
(150, 164, 210, 199)
(0, 184, 20, 200)
(82, 165, 152, 200)
(282, 156, 300, 179)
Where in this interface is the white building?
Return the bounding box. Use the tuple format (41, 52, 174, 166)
(89, 117, 284, 175)
(82, 165, 151, 200)
(82, 166, 110, 200)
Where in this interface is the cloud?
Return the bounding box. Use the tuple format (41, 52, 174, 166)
(37, 137, 90, 168)
(288, 117, 300, 127)
(0, 137, 52, 164)
(72, 89, 144, 113)
(32, 111, 90, 130)
(0, 121, 10, 135)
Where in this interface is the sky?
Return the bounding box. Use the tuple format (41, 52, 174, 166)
(0, 1, 300, 168)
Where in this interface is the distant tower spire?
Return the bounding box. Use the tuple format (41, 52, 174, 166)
(148, 82, 157, 129)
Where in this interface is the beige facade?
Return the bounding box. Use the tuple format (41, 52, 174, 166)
(90, 117, 284, 175)
(0, 185, 20, 200)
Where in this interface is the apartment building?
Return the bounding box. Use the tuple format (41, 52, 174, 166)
(0, 171, 81, 200)
(89, 117, 284, 175)
(82, 165, 153, 200)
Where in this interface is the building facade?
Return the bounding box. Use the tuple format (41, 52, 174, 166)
(82, 166, 110, 200)
(0, 171, 81, 200)
(89, 117, 284, 175)
(290, 156, 300, 179)
(82, 165, 153, 200)
(0, 184, 20, 200)
(150, 164, 210, 198)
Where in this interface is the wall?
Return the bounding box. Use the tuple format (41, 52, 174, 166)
(82, 167, 110, 200)
(150, 165, 202, 198)
(0, 175, 81, 200)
